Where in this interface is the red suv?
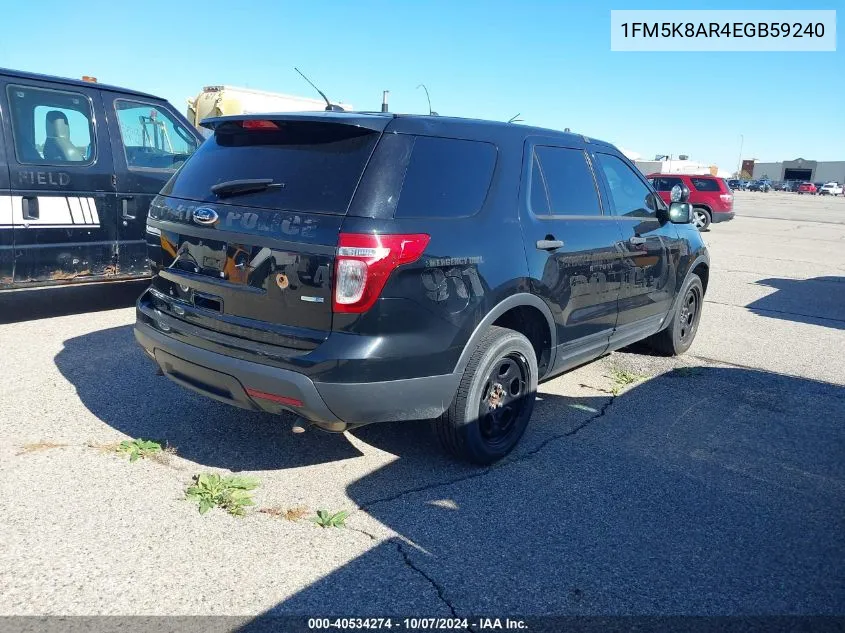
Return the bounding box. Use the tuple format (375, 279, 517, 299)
(648, 174, 734, 231)
(797, 182, 817, 195)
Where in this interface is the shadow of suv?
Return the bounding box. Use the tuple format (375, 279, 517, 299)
(135, 112, 709, 463)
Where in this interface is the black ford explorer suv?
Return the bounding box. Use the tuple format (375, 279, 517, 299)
(135, 112, 709, 464)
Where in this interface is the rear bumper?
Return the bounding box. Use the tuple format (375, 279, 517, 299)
(135, 321, 459, 429)
(711, 211, 735, 223)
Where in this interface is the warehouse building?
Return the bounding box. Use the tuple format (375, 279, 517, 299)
(751, 158, 845, 183)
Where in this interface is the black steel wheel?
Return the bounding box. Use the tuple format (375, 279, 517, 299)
(645, 273, 704, 356)
(434, 326, 538, 464)
(477, 352, 531, 452)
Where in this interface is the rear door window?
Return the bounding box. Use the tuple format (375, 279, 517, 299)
(651, 176, 683, 191)
(161, 121, 379, 214)
(394, 136, 496, 218)
(529, 146, 601, 216)
(690, 177, 721, 192)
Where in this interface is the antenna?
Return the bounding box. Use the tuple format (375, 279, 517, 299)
(417, 84, 438, 115)
(507, 113, 523, 124)
(294, 67, 345, 112)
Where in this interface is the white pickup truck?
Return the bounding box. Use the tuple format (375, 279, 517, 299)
(818, 182, 844, 196)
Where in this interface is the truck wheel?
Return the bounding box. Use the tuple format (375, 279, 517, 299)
(646, 273, 704, 356)
(692, 208, 711, 231)
(434, 326, 537, 465)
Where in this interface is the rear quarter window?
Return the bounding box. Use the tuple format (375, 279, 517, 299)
(690, 177, 721, 192)
(393, 136, 496, 219)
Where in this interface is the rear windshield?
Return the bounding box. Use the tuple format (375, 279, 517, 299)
(690, 177, 721, 192)
(161, 121, 379, 214)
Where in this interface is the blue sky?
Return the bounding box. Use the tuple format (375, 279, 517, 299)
(1, 0, 841, 172)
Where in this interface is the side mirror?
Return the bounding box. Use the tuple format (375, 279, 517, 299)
(670, 183, 690, 203)
(668, 202, 693, 224)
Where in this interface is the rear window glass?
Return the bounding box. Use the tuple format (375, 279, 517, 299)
(161, 121, 379, 214)
(394, 136, 496, 218)
(690, 177, 721, 192)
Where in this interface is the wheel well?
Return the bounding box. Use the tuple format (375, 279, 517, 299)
(492, 305, 552, 376)
(693, 204, 712, 214)
(692, 262, 709, 294)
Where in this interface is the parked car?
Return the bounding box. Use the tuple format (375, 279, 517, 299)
(727, 179, 746, 191)
(818, 182, 843, 196)
(649, 174, 734, 230)
(797, 182, 817, 195)
(0, 67, 203, 290)
(747, 180, 772, 192)
(135, 112, 709, 464)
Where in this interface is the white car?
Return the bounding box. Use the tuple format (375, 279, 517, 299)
(818, 182, 844, 196)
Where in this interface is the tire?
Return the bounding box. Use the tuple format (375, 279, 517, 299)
(646, 273, 704, 356)
(433, 326, 538, 465)
(692, 207, 711, 231)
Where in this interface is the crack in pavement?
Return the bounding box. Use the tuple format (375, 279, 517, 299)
(348, 393, 617, 630)
(361, 393, 617, 512)
(395, 540, 465, 624)
(348, 526, 468, 630)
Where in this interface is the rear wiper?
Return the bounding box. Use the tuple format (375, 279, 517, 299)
(211, 179, 285, 198)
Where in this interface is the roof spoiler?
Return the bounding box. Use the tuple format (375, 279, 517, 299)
(200, 112, 393, 133)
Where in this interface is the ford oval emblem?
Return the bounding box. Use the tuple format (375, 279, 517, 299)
(193, 207, 218, 225)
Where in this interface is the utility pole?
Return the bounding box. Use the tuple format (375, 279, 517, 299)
(736, 134, 744, 178)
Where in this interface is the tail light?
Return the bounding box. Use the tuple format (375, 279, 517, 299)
(241, 119, 279, 130)
(333, 233, 430, 313)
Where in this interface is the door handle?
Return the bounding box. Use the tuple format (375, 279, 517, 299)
(22, 196, 39, 220)
(536, 239, 564, 251)
(629, 236, 647, 245)
(121, 197, 136, 220)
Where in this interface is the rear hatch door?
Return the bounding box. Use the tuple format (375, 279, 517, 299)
(145, 114, 388, 351)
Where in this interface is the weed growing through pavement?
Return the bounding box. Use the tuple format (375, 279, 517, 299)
(186, 473, 259, 516)
(608, 367, 646, 395)
(311, 509, 350, 528)
(116, 439, 165, 462)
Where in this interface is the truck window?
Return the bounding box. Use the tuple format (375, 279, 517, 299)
(114, 100, 198, 171)
(6, 84, 95, 165)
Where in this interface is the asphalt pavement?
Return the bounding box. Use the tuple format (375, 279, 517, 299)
(0, 194, 843, 624)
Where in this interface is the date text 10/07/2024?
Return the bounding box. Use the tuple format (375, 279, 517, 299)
(307, 617, 528, 630)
